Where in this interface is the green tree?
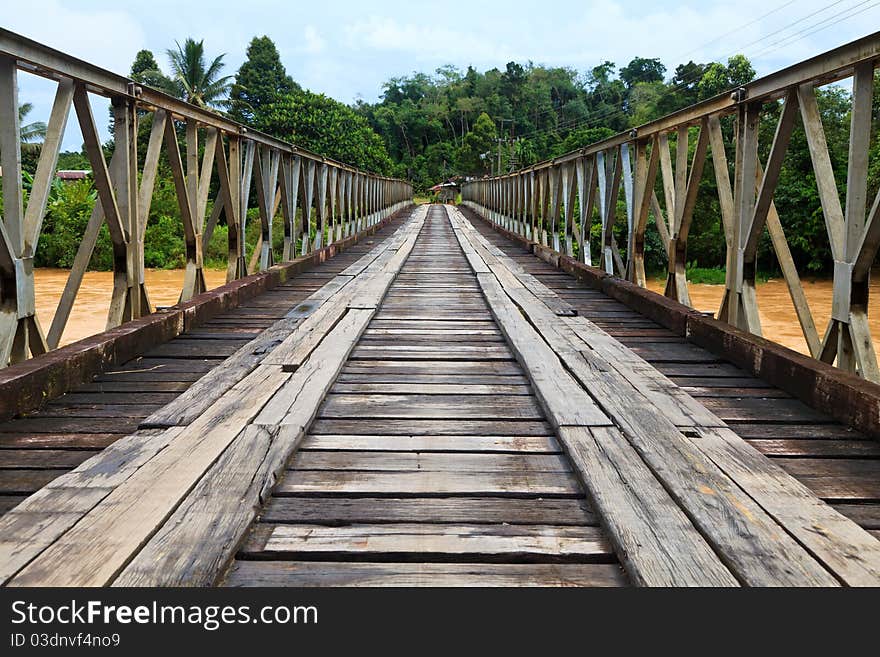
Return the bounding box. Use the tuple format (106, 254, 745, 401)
(165, 38, 232, 108)
(698, 54, 756, 100)
(130, 49, 170, 90)
(260, 90, 393, 174)
(19, 103, 46, 149)
(229, 36, 300, 128)
(619, 57, 666, 88)
(458, 112, 496, 175)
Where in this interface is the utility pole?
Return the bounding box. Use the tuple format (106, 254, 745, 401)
(495, 117, 513, 174)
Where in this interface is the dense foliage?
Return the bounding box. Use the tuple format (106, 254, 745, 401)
(12, 35, 880, 278)
(355, 55, 756, 188)
(357, 56, 880, 276)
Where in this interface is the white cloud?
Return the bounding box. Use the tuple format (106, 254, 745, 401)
(342, 16, 514, 62)
(302, 25, 326, 55)
(4, 0, 880, 144)
(4, 0, 145, 76)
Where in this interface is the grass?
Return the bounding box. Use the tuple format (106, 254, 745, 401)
(650, 266, 777, 285)
(685, 267, 728, 284)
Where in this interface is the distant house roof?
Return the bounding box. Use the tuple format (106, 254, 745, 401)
(429, 180, 461, 192)
(0, 168, 91, 180)
(56, 170, 90, 180)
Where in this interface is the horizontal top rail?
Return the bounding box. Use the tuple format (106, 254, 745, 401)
(475, 30, 880, 177)
(0, 28, 400, 180)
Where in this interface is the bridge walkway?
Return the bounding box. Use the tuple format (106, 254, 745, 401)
(464, 209, 880, 541)
(1, 205, 879, 586)
(224, 204, 626, 587)
(0, 219, 405, 515)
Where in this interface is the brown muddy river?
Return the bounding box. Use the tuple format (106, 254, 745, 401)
(33, 268, 880, 357)
(646, 275, 880, 356)
(35, 268, 229, 347)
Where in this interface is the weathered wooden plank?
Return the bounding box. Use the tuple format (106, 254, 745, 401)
(330, 383, 530, 395)
(732, 423, 864, 440)
(116, 306, 380, 586)
(113, 425, 292, 586)
(832, 503, 880, 530)
(0, 449, 98, 469)
(0, 428, 180, 584)
(0, 495, 25, 514)
(0, 470, 69, 494)
(336, 373, 528, 385)
(0, 433, 122, 449)
(699, 397, 831, 423)
(261, 496, 593, 525)
(9, 365, 290, 586)
(308, 419, 554, 436)
(460, 213, 723, 428)
(452, 208, 842, 586)
(694, 426, 880, 586)
(750, 439, 880, 458)
(342, 360, 522, 374)
(140, 214, 421, 428)
(145, 339, 246, 359)
(225, 561, 626, 587)
(558, 425, 737, 586)
(471, 271, 610, 427)
(291, 452, 570, 473)
(242, 523, 612, 559)
(318, 394, 544, 420)
(301, 434, 559, 452)
(277, 469, 582, 496)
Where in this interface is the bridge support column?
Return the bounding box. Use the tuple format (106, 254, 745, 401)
(280, 154, 302, 262)
(661, 120, 708, 307)
(0, 56, 63, 363)
(254, 144, 280, 271)
(107, 97, 153, 323)
(578, 156, 596, 266)
(627, 139, 659, 287)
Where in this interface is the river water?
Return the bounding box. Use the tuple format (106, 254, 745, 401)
(646, 275, 880, 356)
(34, 268, 229, 347)
(31, 268, 880, 357)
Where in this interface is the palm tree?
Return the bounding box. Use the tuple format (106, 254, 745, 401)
(19, 103, 47, 150)
(165, 39, 232, 109)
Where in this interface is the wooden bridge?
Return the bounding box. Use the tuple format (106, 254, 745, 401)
(2, 29, 880, 586)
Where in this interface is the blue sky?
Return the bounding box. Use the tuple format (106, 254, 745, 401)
(6, 0, 880, 150)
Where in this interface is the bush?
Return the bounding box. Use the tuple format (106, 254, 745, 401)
(35, 178, 112, 269)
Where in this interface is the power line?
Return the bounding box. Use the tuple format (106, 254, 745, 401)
(506, 0, 825, 137)
(513, 0, 879, 144)
(749, 0, 879, 59)
(517, 0, 805, 129)
(672, 0, 800, 62)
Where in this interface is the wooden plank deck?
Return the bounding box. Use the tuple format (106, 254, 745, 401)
(2, 203, 880, 586)
(0, 217, 406, 516)
(225, 205, 626, 587)
(464, 208, 880, 545)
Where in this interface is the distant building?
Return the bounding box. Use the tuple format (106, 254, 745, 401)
(56, 170, 90, 181)
(428, 177, 464, 204)
(0, 168, 91, 181)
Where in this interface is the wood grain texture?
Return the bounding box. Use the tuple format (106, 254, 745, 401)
(224, 561, 626, 587)
(242, 523, 613, 559)
(451, 206, 870, 586)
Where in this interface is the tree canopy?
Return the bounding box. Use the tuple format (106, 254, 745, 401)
(17, 34, 879, 279)
(165, 38, 233, 108)
(355, 54, 762, 190)
(229, 36, 300, 127)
